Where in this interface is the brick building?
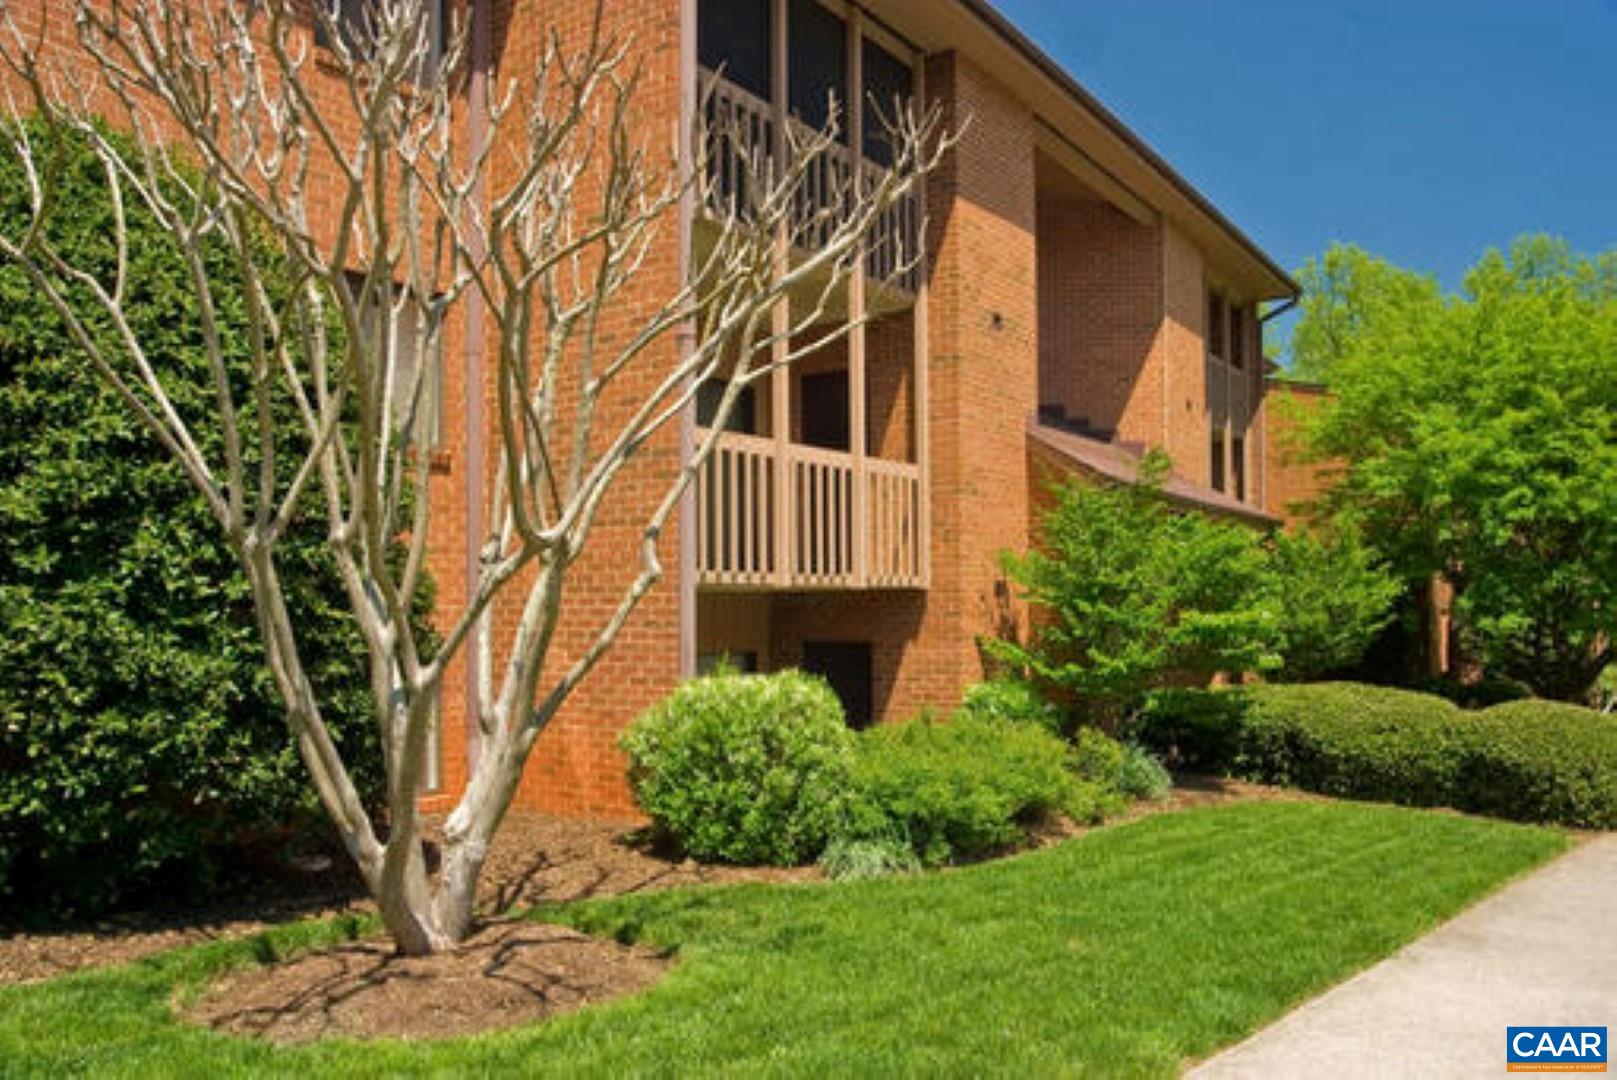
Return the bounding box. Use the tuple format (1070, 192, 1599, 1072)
(454, 0, 1302, 818)
(12, 0, 1302, 819)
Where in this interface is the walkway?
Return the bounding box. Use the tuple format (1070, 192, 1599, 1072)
(1190, 835, 1617, 1079)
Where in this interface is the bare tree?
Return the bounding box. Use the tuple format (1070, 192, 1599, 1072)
(0, 0, 942, 952)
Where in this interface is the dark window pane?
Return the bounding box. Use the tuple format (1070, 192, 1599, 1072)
(1232, 436, 1246, 501)
(800, 369, 849, 450)
(789, 0, 846, 139)
(1207, 290, 1226, 358)
(696, 379, 756, 433)
(861, 36, 911, 166)
(699, 0, 772, 99)
(1230, 305, 1246, 369)
(1211, 429, 1226, 493)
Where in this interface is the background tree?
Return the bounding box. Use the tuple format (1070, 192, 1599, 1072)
(0, 0, 942, 952)
(1285, 242, 1444, 384)
(1299, 237, 1617, 701)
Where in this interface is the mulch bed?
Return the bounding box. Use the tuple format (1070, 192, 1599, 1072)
(0, 810, 817, 988)
(184, 920, 670, 1043)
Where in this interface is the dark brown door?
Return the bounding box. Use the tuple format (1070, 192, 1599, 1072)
(801, 641, 873, 729)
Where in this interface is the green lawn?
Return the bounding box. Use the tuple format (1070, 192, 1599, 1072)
(0, 802, 1568, 1078)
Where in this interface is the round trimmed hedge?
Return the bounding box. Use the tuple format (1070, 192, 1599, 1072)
(1137, 682, 1617, 828)
(620, 669, 856, 865)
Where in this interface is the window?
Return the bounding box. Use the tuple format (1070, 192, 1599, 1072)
(316, 0, 448, 80)
(788, 0, 847, 139)
(1206, 289, 1226, 359)
(861, 36, 912, 166)
(1210, 427, 1226, 493)
(698, 0, 771, 99)
(348, 272, 443, 448)
(1231, 435, 1246, 502)
(1229, 304, 1247, 369)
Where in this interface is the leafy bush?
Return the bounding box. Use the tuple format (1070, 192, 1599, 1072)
(818, 835, 922, 882)
(1071, 727, 1169, 802)
(1454, 701, 1617, 828)
(958, 679, 1062, 733)
(1132, 689, 1250, 771)
(989, 456, 1284, 728)
(1137, 682, 1617, 828)
(1117, 745, 1173, 802)
(0, 125, 391, 918)
(1269, 528, 1400, 681)
(621, 670, 855, 865)
(844, 714, 1092, 866)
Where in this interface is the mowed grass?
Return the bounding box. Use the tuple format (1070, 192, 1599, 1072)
(0, 801, 1568, 1078)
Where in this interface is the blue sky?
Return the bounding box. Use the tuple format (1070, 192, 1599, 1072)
(994, 0, 1617, 291)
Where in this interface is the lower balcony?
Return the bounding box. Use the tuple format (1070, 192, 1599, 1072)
(695, 429, 925, 590)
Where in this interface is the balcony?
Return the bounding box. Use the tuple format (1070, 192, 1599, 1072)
(699, 69, 922, 296)
(695, 428, 924, 590)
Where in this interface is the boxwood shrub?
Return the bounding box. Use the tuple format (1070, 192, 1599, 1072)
(844, 713, 1110, 866)
(620, 669, 855, 865)
(1136, 682, 1617, 828)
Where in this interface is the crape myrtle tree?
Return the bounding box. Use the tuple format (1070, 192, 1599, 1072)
(0, 0, 943, 952)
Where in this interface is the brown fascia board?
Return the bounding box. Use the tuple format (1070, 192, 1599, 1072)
(907, 0, 1301, 302)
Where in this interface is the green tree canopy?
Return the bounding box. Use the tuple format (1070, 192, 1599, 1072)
(1285, 242, 1446, 384)
(1299, 237, 1617, 701)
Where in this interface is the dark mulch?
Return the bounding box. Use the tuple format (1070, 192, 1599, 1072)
(0, 811, 816, 987)
(184, 920, 670, 1044)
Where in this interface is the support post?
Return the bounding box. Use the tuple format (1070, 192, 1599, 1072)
(847, 7, 868, 586)
(675, 0, 698, 676)
(911, 54, 931, 587)
(770, 0, 792, 587)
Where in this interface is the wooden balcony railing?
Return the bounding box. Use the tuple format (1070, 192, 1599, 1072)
(699, 69, 921, 294)
(695, 429, 925, 590)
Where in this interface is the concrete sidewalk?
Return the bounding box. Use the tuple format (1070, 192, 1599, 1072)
(1190, 835, 1617, 1079)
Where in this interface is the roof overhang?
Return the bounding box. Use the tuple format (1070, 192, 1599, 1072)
(1028, 419, 1281, 528)
(868, 0, 1299, 303)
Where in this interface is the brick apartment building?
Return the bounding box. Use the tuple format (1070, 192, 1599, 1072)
(14, 0, 1303, 819)
(491, 0, 1302, 819)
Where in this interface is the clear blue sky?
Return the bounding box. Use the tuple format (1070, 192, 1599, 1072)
(994, 0, 1617, 291)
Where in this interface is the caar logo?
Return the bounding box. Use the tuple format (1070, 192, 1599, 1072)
(1508, 1027, 1608, 1073)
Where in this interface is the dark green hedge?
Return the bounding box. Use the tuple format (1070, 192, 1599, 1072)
(0, 125, 391, 918)
(1136, 683, 1617, 829)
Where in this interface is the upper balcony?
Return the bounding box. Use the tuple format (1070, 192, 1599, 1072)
(695, 0, 923, 298)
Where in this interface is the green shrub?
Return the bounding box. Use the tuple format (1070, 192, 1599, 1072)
(988, 455, 1284, 729)
(1118, 745, 1172, 802)
(1132, 688, 1250, 771)
(845, 714, 1081, 866)
(1137, 682, 1617, 828)
(621, 670, 855, 865)
(1071, 726, 1170, 802)
(958, 679, 1062, 733)
(1454, 701, 1617, 828)
(817, 835, 922, 882)
(0, 124, 393, 918)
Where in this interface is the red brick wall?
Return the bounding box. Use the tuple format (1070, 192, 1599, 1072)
(1259, 380, 1341, 525)
(1035, 182, 1162, 444)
